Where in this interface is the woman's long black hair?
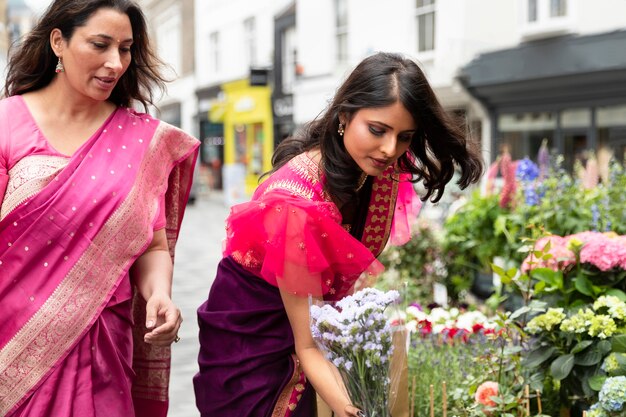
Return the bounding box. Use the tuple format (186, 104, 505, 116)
(4, 0, 166, 110)
(269, 52, 483, 205)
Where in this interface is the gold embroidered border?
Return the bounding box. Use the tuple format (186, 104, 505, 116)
(0, 123, 197, 414)
(362, 169, 399, 257)
(263, 153, 333, 204)
(0, 155, 69, 220)
(271, 354, 303, 417)
(262, 179, 315, 200)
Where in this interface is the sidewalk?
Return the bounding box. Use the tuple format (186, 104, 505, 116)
(169, 191, 230, 417)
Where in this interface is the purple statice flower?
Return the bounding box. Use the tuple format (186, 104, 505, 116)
(310, 288, 399, 416)
(516, 157, 540, 182)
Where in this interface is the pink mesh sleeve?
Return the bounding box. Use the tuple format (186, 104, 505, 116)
(389, 174, 422, 246)
(223, 191, 384, 298)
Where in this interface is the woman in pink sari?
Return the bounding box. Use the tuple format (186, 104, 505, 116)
(0, 1, 199, 416)
(194, 52, 484, 417)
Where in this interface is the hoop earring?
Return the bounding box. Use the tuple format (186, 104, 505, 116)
(55, 57, 64, 73)
(337, 123, 345, 136)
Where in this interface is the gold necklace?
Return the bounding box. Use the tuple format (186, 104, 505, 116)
(355, 172, 368, 192)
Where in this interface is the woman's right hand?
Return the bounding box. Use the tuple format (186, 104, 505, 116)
(344, 404, 365, 417)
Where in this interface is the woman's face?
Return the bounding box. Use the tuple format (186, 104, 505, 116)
(53, 8, 133, 102)
(342, 101, 416, 176)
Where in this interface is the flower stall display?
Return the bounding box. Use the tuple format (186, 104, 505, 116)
(522, 295, 626, 409)
(310, 288, 401, 417)
(521, 232, 626, 306)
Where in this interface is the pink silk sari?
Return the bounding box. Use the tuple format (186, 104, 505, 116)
(0, 96, 199, 417)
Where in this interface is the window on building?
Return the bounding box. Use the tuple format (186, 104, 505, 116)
(155, 7, 181, 77)
(416, 0, 435, 52)
(244, 17, 257, 68)
(210, 32, 219, 73)
(335, 0, 348, 62)
(522, 0, 572, 39)
(550, 0, 567, 17)
(281, 26, 296, 93)
(528, 0, 538, 21)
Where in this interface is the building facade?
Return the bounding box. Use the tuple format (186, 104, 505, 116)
(194, 0, 291, 204)
(461, 0, 626, 167)
(143, 0, 626, 197)
(139, 0, 196, 134)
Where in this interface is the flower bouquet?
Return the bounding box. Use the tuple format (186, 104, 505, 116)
(310, 288, 401, 417)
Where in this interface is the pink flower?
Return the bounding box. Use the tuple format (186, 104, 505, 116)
(484, 160, 500, 196)
(582, 157, 599, 189)
(577, 233, 626, 271)
(499, 152, 517, 209)
(475, 381, 499, 407)
(521, 235, 575, 272)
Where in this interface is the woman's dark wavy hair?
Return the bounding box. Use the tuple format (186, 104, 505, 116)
(3, 0, 166, 110)
(270, 52, 483, 204)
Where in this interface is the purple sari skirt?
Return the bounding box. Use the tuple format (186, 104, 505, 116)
(194, 256, 316, 417)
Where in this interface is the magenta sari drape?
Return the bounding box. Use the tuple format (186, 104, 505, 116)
(0, 98, 199, 417)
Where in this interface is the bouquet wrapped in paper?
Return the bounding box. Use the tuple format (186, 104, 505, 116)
(310, 288, 404, 417)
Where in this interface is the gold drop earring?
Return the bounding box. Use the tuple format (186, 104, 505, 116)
(55, 57, 65, 73)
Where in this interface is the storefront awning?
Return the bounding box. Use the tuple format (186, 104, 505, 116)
(458, 30, 626, 113)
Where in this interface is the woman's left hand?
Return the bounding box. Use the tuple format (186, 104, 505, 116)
(143, 291, 183, 346)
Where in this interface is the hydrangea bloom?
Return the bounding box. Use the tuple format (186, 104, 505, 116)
(594, 296, 626, 321)
(521, 231, 626, 273)
(559, 308, 594, 334)
(587, 315, 617, 339)
(526, 308, 566, 334)
(601, 353, 626, 375)
(598, 376, 626, 413)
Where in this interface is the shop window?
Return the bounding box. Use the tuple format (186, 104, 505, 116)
(498, 112, 556, 161)
(598, 104, 626, 164)
(416, 0, 435, 53)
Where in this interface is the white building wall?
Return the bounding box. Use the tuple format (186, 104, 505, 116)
(196, 0, 292, 89)
(293, 0, 520, 128)
(575, 0, 626, 34)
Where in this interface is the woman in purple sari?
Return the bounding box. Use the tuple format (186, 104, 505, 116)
(194, 52, 484, 417)
(0, 1, 199, 416)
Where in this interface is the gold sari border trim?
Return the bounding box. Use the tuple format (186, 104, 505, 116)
(0, 155, 69, 220)
(272, 354, 304, 417)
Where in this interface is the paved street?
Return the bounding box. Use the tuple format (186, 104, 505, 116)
(169, 191, 231, 417)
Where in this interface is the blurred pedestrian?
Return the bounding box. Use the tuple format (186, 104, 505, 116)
(194, 52, 483, 417)
(0, 1, 199, 416)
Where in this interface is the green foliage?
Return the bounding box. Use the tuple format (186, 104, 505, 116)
(378, 220, 446, 306)
(492, 242, 626, 412)
(408, 333, 496, 417)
